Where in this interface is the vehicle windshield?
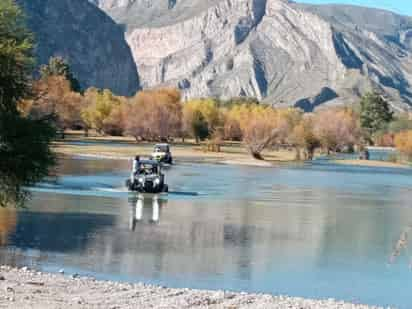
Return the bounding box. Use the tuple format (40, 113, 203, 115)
(154, 145, 169, 153)
(138, 163, 158, 175)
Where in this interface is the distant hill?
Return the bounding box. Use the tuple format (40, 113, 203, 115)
(19, 0, 140, 96)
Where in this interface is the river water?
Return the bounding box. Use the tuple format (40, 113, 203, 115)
(1, 157, 412, 308)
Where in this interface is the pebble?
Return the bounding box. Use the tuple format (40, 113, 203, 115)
(0, 265, 385, 309)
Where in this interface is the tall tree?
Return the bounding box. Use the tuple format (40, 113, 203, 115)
(360, 92, 393, 138)
(182, 98, 220, 142)
(81, 88, 122, 134)
(0, 0, 33, 112)
(40, 56, 81, 92)
(0, 0, 55, 207)
(314, 107, 361, 153)
(291, 115, 320, 160)
(125, 88, 182, 141)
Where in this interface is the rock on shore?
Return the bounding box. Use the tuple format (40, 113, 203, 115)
(0, 265, 383, 308)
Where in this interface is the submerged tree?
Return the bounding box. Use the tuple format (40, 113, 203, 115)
(0, 0, 55, 207)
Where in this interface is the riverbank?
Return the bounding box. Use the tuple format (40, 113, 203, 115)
(0, 266, 383, 309)
(52, 133, 296, 167)
(52, 132, 412, 169)
(333, 159, 410, 169)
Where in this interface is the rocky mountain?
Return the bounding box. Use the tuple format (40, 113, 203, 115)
(292, 2, 412, 111)
(19, 0, 139, 96)
(88, 0, 412, 111)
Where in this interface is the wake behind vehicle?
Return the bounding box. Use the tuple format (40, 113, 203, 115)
(151, 143, 173, 164)
(126, 159, 168, 193)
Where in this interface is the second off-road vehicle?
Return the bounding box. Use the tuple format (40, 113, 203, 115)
(151, 143, 173, 164)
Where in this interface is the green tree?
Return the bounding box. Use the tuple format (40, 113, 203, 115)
(0, 114, 55, 207)
(388, 114, 412, 133)
(191, 110, 209, 143)
(40, 56, 81, 92)
(360, 92, 393, 138)
(0, 0, 55, 207)
(0, 0, 33, 112)
(182, 98, 221, 142)
(221, 97, 259, 107)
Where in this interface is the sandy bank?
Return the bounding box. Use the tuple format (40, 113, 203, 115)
(52, 139, 296, 167)
(0, 266, 382, 309)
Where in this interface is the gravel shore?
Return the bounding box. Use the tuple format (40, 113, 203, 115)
(0, 266, 385, 309)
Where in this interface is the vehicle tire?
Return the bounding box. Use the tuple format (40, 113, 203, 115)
(125, 179, 132, 190)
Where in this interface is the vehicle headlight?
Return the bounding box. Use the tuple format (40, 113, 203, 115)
(154, 178, 160, 185)
(138, 177, 144, 183)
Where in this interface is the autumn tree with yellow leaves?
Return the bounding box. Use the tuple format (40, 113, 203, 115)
(394, 130, 412, 159)
(182, 98, 221, 143)
(125, 88, 182, 141)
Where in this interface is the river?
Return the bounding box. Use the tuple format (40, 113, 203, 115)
(1, 157, 412, 308)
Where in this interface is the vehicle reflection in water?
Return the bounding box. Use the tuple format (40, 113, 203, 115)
(3, 158, 412, 308)
(129, 194, 168, 229)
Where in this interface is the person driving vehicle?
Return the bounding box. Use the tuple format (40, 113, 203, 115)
(130, 155, 140, 183)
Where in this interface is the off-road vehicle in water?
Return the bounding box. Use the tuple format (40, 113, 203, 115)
(126, 160, 168, 193)
(151, 143, 173, 164)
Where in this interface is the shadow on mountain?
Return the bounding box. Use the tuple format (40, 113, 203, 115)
(294, 87, 339, 112)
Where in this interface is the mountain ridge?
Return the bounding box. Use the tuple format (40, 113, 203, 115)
(23, 0, 412, 110)
(90, 0, 412, 110)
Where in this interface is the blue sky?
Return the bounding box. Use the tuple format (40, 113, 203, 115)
(297, 0, 412, 16)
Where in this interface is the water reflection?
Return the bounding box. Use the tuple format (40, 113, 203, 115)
(390, 225, 412, 267)
(129, 194, 168, 229)
(2, 158, 412, 308)
(0, 208, 17, 246)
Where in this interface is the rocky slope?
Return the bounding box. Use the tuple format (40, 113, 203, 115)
(91, 0, 412, 110)
(292, 3, 412, 111)
(19, 0, 139, 96)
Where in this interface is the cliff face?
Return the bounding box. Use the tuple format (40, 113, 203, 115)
(293, 3, 412, 111)
(20, 0, 139, 96)
(84, 1, 412, 109)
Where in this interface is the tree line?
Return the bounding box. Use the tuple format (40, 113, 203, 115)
(19, 60, 412, 161)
